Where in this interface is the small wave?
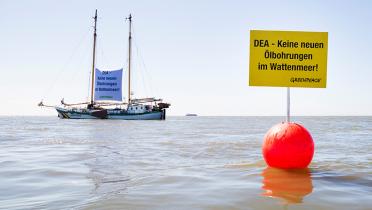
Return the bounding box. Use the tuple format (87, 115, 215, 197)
(224, 160, 266, 168)
(102, 178, 130, 184)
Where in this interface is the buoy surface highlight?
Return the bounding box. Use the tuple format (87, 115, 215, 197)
(262, 122, 314, 169)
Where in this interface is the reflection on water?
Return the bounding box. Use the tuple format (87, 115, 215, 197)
(1, 116, 372, 209)
(261, 167, 313, 204)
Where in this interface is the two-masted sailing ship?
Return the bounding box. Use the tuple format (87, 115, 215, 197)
(39, 10, 170, 120)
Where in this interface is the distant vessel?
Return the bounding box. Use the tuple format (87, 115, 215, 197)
(39, 10, 170, 120)
(185, 114, 198, 116)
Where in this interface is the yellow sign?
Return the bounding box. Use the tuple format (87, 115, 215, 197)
(249, 30, 328, 88)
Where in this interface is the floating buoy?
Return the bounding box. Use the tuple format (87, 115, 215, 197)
(262, 123, 314, 169)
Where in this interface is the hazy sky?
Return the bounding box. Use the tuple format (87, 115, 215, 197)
(1, 0, 372, 116)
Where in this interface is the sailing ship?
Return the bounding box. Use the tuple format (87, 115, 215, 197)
(39, 10, 170, 120)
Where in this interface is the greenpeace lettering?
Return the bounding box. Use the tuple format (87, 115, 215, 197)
(290, 77, 322, 83)
(94, 68, 123, 101)
(249, 30, 328, 88)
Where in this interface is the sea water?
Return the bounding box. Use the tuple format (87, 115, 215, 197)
(0, 116, 371, 210)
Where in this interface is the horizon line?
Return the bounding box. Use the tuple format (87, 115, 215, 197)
(1, 115, 371, 117)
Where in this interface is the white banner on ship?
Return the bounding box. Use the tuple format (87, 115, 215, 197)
(94, 68, 123, 101)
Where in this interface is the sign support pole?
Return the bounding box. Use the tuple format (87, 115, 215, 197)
(286, 87, 290, 123)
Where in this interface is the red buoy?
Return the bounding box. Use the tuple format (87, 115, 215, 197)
(262, 123, 314, 169)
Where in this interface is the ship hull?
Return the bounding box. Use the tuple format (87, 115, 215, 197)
(55, 107, 165, 120)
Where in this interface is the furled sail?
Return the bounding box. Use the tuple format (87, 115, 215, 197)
(94, 68, 123, 101)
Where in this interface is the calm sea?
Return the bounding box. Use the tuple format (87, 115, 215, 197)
(0, 116, 371, 210)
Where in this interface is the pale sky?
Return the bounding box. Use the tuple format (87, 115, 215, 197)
(1, 0, 371, 116)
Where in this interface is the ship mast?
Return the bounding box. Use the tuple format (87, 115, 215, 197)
(127, 14, 132, 104)
(90, 9, 98, 106)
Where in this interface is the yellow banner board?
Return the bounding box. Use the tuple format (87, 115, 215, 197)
(249, 30, 328, 88)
